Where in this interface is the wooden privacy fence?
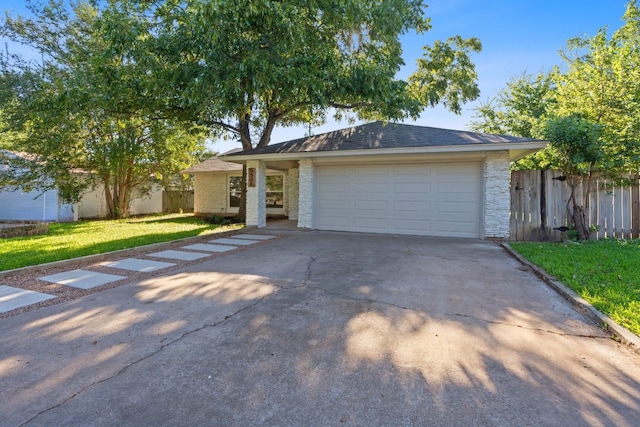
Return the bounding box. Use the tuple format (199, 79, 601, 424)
(162, 190, 194, 213)
(510, 170, 640, 241)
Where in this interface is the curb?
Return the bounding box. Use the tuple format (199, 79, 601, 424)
(501, 243, 640, 354)
(0, 225, 255, 279)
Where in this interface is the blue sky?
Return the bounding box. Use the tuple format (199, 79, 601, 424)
(1, 1, 631, 153)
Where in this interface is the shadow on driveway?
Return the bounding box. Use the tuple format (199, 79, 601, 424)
(1, 232, 639, 426)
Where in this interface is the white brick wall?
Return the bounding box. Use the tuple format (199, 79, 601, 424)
(246, 160, 266, 227)
(484, 151, 511, 238)
(287, 168, 299, 220)
(297, 159, 313, 228)
(193, 173, 228, 216)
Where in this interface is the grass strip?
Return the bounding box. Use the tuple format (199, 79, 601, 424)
(0, 214, 242, 271)
(511, 239, 640, 337)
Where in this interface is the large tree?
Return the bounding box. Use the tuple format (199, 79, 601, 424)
(470, 1, 640, 239)
(99, 0, 482, 217)
(0, 0, 208, 218)
(472, 1, 640, 174)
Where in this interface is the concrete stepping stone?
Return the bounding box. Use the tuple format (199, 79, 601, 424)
(0, 285, 55, 313)
(182, 243, 236, 253)
(101, 258, 175, 273)
(210, 238, 259, 246)
(149, 250, 210, 261)
(232, 234, 275, 240)
(39, 269, 127, 290)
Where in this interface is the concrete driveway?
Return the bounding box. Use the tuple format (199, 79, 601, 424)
(1, 231, 640, 426)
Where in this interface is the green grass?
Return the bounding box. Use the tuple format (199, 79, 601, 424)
(511, 239, 640, 336)
(0, 214, 242, 271)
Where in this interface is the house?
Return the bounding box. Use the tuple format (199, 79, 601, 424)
(182, 157, 287, 218)
(218, 121, 547, 239)
(0, 150, 164, 221)
(0, 151, 75, 222)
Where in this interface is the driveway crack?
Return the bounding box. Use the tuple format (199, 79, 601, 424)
(311, 285, 412, 311)
(18, 294, 273, 427)
(447, 313, 611, 339)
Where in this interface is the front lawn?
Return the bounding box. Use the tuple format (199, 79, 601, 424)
(0, 214, 242, 271)
(510, 239, 640, 337)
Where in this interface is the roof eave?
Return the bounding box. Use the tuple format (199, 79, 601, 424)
(219, 142, 548, 164)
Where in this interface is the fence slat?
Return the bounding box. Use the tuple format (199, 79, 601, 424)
(510, 170, 640, 241)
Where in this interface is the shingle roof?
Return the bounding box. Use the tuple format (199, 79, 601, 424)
(181, 157, 243, 174)
(226, 121, 542, 156)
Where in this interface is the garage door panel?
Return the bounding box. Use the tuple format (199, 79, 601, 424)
(354, 183, 389, 194)
(317, 215, 351, 228)
(393, 200, 432, 213)
(316, 162, 481, 238)
(393, 183, 432, 193)
(436, 201, 477, 213)
(318, 199, 350, 210)
(437, 182, 479, 194)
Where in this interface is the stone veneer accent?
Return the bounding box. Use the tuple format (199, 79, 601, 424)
(287, 168, 299, 220)
(246, 160, 266, 227)
(193, 173, 228, 215)
(297, 159, 314, 228)
(484, 151, 511, 238)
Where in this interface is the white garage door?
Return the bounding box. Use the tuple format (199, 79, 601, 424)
(315, 163, 482, 238)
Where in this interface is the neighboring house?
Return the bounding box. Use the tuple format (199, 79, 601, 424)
(0, 187, 75, 222)
(77, 182, 164, 219)
(219, 121, 547, 239)
(0, 150, 163, 221)
(0, 150, 75, 222)
(182, 157, 287, 217)
(0, 182, 164, 221)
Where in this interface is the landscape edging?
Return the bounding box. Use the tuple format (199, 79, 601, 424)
(501, 242, 640, 354)
(0, 225, 254, 279)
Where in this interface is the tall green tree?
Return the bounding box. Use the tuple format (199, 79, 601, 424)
(472, 1, 640, 174)
(554, 0, 640, 174)
(541, 116, 604, 240)
(0, 0, 208, 218)
(100, 0, 482, 218)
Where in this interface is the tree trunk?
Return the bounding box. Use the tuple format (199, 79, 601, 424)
(236, 165, 247, 221)
(566, 175, 591, 240)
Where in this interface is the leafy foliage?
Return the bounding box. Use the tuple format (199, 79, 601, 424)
(472, 1, 640, 175)
(0, 1, 208, 217)
(101, 0, 482, 150)
(539, 116, 604, 240)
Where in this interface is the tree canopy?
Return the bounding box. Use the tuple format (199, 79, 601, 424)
(471, 0, 640, 175)
(0, 0, 208, 217)
(1, 0, 483, 218)
(99, 0, 482, 151)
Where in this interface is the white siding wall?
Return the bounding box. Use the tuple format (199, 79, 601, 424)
(78, 183, 163, 219)
(484, 151, 511, 238)
(0, 188, 60, 221)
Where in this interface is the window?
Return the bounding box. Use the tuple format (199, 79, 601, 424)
(229, 176, 242, 208)
(266, 175, 284, 208)
(228, 174, 284, 209)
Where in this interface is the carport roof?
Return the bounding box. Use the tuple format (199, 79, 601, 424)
(223, 121, 546, 158)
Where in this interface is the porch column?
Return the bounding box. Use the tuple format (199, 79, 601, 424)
(246, 160, 266, 228)
(297, 158, 314, 229)
(287, 168, 299, 221)
(484, 151, 511, 238)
